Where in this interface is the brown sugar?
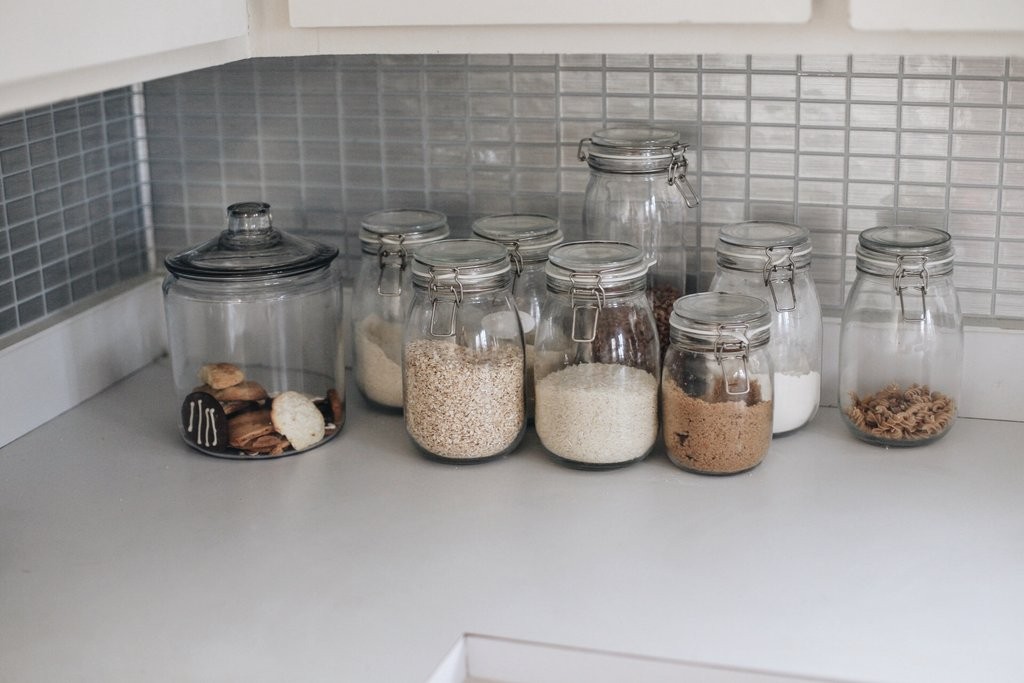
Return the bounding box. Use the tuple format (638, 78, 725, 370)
(661, 377, 772, 475)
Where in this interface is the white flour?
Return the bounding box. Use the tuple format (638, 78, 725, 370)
(772, 370, 820, 434)
(355, 314, 405, 408)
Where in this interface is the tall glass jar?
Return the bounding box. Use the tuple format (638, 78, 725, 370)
(534, 241, 660, 470)
(163, 202, 345, 458)
(710, 221, 822, 435)
(471, 213, 564, 419)
(578, 127, 699, 355)
(404, 239, 525, 463)
(839, 226, 962, 446)
(352, 209, 449, 411)
(662, 293, 774, 475)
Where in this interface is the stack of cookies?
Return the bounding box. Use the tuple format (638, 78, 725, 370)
(181, 362, 344, 457)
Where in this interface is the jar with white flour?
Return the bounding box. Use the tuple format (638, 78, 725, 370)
(471, 213, 563, 419)
(352, 209, 449, 411)
(534, 241, 660, 469)
(711, 221, 821, 435)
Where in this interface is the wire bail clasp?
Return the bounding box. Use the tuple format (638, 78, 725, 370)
(762, 246, 797, 312)
(508, 240, 524, 296)
(427, 267, 464, 337)
(569, 272, 606, 343)
(892, 255, 929, 323)
(376, 235, 408, 296)
(714, 323, 752, 396)
(667, 149, 700, 209)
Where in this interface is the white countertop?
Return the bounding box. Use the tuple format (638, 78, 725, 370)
(2, 359, 1023, 682)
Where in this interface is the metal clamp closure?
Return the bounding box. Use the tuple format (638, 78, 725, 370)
(762, 246, 796, 312)
(893, 255, 929, 322)
(576, 137, 593, 162)
(714, 323, 751, 396)
(569, 272, 606, 343)
(427, 267, 464, 337)
(376, 235, 407, 296)
(667, 153, 700, 208)
(508, 241, 524, 296)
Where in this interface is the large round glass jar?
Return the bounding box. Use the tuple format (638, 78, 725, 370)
(353, 209, 450, 411)
(404, 239, 525, 463)
(578, 127, 699, 356)
(662, 293, 774, 475)
(471, 213, 564, 419)
(533, 241, 660, 470)
(163, 202, 345, 459)
(839, 226, 962, 447)
(710, 221, 822, 435)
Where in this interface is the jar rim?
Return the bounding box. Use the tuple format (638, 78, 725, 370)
(856, 225, 954, 276)
(669, 292, 772, 340)
(359, 208, 450, 251)
(471, 213, 564, 260)
(411, 238, 513, 290)
(579, 127, 690, 173)
(716, 221, 812, 271)
(546, 240, 651, 291)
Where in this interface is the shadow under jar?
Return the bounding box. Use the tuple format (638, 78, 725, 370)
(662, 293, 774, 475)
(839, 226, 963, 447)
(352, 209, 450, 412)
(711, 221, 822, 436)
(404, 239, 526, 463)
(471, 213, 564, 420)
(534, 241, 660, 470)
(163, 202, 345, 459)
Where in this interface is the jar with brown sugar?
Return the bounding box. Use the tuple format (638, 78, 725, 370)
(661, 292, 773, 475)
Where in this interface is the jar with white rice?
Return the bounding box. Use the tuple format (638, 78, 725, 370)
(533, 241, 660, 469)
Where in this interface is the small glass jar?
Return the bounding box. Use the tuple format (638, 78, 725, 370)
(533, 241, 660, 470)
(471, 213, 564, 419)
(839, 226, 963, 447)
(662, 293, 774, 475)
(710, 221, 822, 435)
(404, 239, 525, 463)
(352, 209, 450, 411)
(163, 202, 345, 458)
(578, 127, 699, 356)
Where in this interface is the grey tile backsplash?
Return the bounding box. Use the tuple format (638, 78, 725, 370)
(6, 53, 1024, 339)
(0, 89, 148, 337)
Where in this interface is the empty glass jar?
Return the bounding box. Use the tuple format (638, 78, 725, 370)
(404, 239, 525, 463)
(662, 293, 774, 475)
(352, 209, 449, 411)
(578, 126, 699, 355)
(711, 221, 822, 435)
(839, 226, 962, 447)
(163, 202, 345, 458)
(471, 213, 564, 418)
(534, 241, 660, 470)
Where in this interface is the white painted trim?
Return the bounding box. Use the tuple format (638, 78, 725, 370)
(0, 277, 167, 447)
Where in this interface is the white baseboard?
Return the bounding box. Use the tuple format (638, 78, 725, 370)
(0, 279, 1019, 448)
(0, 277, 167, 447)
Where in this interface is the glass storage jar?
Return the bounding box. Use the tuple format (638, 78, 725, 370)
(163, 202, 345, 458)
(533, 241, 660, 470)
(839, 226, 962, 446)
(578, 126, 699, 356)
(404, 239, 525, 463)
(710, 221, 822, 435)
(471, 213, 564, 419)
(353, 208, 450, 411)
(662, 293, 774, 475)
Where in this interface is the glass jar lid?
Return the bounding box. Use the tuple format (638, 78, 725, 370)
(164, 202, 338, 280)
(359, 208, 450, 254)
(669, 292, 771, 348)
(716, 221, 812, 270)
(411, 239, 513, 292)
(471, 213, 564, 264)
(578, 126, 689, 173)
(856, 226, 954, 276)
(545, 241, 650, 294)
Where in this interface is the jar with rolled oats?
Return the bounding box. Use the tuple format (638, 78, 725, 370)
(839, 226, 963, 447)
(403, 239, 525, 463)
